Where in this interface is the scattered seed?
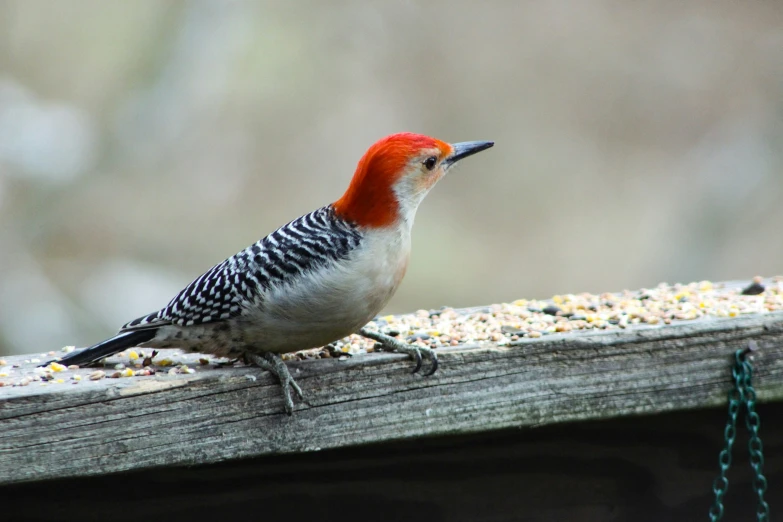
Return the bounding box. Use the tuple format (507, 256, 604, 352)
(11, 278, 770, 369)
(47, 362, 67, 372)
(742, 281, 765, 296)
(142, 350, 159, 367)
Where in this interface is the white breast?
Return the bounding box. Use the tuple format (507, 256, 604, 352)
(238, 225, 412, 352)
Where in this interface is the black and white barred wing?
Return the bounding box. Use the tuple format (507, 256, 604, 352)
(120, 206, 361, 331)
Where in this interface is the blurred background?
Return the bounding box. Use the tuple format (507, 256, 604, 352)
(0, 0, 781, 356)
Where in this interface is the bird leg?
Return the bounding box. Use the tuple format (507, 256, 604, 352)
(245, 352, 304, 415)
(359, 327, 439, 376)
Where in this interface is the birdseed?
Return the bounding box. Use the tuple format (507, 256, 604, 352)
(322, 277, 783, 356)
(47, 362, 67, 372)
(2, 278, 781, 386)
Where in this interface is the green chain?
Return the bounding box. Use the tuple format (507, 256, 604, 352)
(709, 341, 770, 521)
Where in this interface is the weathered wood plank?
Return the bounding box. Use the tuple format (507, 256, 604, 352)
(6, 404, 783, 522)
(1, 309, 783, 486)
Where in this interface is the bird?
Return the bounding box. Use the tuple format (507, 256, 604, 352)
(48, 133, 494, 414)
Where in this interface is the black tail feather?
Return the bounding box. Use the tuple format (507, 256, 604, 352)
(44, 329, 158, 367)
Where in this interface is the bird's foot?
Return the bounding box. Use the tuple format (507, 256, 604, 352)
(245, 352, 304, 415)
(359, 327, 439, 376)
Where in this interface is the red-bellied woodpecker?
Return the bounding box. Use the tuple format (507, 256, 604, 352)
(50, 133, 494, 414)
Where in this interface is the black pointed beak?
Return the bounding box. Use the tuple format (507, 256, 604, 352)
(444, 140, 494, 167)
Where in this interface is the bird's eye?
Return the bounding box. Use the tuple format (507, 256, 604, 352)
(423, 156, 438, 171)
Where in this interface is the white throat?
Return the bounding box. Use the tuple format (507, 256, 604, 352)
(392, 177, 435, 230)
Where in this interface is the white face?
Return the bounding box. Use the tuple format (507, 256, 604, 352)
(392, 146, 451, 226)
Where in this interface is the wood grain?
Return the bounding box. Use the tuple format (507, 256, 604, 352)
(1, 310, 783, 486)
(4, 404, 783, 522)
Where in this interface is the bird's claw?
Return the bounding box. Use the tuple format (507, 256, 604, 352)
(411, 348, 423, 373)
(358, 327, 439, 376)
(246, 352, 304, 415)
